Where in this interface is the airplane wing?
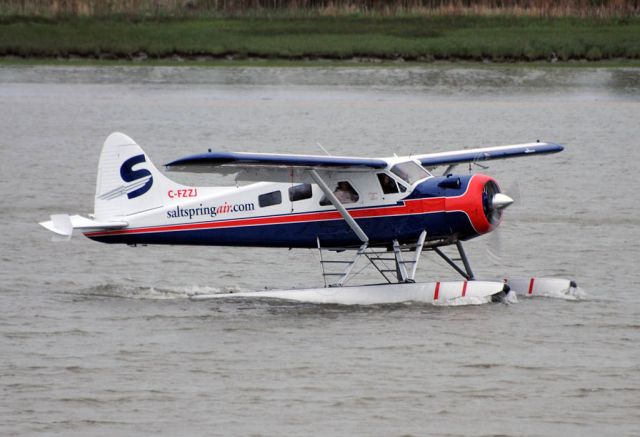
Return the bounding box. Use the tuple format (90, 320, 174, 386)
(414, 142, 563, 171)
(166, 151, 388, 183)
(165, 142, 563, 181)
(166, 151, 387, 171)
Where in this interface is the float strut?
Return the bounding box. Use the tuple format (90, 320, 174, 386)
(456, 241, 475, 280)
(433, 241, 475, 280)
(309, 170, 368, 243)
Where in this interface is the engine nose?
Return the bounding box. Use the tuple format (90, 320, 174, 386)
(492, 193, 514, 209)
(481, 179, 512, 226)
(427, 174, 513, 239)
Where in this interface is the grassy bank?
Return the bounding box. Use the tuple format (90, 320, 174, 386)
(1, 15, 639, 63)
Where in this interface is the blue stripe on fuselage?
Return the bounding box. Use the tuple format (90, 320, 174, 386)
(87, 211, 478, 248)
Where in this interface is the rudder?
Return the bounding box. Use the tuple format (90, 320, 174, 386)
(94, 132, 173, 220)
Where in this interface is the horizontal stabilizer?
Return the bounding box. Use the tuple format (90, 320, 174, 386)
(39, 214, 127, 238)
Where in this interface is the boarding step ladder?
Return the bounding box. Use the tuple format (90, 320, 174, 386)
(317, 230, 427, 286)
(365, 231, 427, 283)
(317, 239, 369, 287)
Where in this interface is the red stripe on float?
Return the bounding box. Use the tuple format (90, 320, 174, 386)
(528, 278, 535, 295)
(434, 282, 440, 300)
(462, 280, 468, 297)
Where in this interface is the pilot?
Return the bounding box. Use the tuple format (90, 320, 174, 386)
(379, 174, 396, 193)
(334, 181, 358, 203)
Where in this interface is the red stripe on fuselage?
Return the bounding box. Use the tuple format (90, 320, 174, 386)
(85, 198, 437, 237)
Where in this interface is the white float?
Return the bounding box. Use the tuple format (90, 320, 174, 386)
(190, 280, 507, 305)
(505, 277, 580, 299)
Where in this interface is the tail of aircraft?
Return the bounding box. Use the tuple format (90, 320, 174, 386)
(40, 132, 178, 237)
(94, 132, 174, 221)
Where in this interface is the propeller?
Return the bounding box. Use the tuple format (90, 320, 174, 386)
(484, 180, 520, 266)
(482, 180, 514, 225)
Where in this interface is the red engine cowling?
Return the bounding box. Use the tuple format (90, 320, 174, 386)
(445, 174, 510, 236)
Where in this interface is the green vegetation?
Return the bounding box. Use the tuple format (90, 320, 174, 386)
(1, 15, 639, 63)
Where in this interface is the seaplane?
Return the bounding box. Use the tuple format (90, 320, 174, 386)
(40, 132, 577, 305)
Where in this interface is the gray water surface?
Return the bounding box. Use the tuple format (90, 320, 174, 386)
(1, 65, 639, 436)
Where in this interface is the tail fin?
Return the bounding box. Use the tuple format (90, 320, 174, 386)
(94, 132, 174, 220)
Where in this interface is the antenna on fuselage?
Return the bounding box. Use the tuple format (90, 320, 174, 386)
(317, 142, 332, 156)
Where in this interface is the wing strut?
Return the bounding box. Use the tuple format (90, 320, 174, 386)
(309, 170, 369, 243)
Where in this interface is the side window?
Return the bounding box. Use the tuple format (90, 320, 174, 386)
(320, 181, 359, 205)
(377, 173, 399, 194)
(258, 191, 282, 208)
(288, 183, 312, 202)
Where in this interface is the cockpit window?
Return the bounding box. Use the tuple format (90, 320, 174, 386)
(320, 181, 359, 206)
(377, 173, 399, 194)
(390, 161, 429, 185)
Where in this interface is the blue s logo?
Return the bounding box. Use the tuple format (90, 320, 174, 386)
(120, 154, 153, 199)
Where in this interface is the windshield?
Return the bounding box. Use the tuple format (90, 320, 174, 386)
(390, 161, 430, 185)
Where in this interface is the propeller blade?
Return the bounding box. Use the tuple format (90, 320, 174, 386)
(486, 228, 503, 265)
(505, 179, 523, 207)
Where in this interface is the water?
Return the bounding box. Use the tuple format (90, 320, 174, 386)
(1, 65, 639, 436)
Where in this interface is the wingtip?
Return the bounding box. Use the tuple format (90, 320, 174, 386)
(539, 142, 564, 153)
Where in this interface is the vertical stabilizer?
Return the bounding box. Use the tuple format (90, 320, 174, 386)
(94, 132, 172, 220)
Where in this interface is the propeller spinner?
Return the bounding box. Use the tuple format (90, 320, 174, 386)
(482, 180, 514, 225)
